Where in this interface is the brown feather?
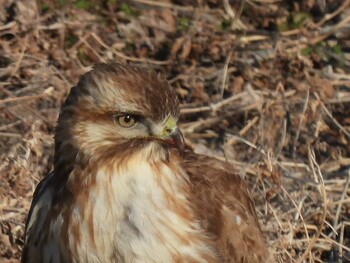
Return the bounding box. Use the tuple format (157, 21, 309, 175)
(181, 151, 270, 262)
(22, 62, 269, 263)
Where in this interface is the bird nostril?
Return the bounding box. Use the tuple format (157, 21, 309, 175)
(164, 127, 172, 135)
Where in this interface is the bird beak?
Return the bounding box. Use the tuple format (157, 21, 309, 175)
(166, 127, 185, 152)
(159, 117, 185, 152)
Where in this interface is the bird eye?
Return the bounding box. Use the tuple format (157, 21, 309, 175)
(115, 114, 137, 128)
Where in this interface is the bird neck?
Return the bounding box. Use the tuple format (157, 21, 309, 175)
(65, 143, 219, 262)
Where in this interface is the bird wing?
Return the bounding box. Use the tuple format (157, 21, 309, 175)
(21, 171, 69, 263)
(182, 151, 270, 262)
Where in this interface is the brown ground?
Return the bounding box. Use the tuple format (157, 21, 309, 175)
(1, 0, 350, 262)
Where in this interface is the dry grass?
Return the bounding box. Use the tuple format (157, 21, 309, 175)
(1, 0, 350, 262)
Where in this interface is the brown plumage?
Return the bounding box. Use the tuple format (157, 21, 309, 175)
(22, 62, 269, 263)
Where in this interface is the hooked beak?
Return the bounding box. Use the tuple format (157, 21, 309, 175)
(157, 117, 185, 152)
(165, 127, 185, 152)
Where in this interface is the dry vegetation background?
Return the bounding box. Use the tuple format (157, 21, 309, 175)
(0, 0, 350, 262)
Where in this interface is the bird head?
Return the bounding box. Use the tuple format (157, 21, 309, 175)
(54, 63, 184, 169)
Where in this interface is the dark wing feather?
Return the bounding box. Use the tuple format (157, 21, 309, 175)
(21, 172, 54, 263)
(21, 171, 70, 263)
(182, 151, 270, 263)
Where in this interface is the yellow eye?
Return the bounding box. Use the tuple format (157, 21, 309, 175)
(116, 115, 137, 128)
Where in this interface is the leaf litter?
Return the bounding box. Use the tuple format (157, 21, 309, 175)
(0, 0, 350, 262)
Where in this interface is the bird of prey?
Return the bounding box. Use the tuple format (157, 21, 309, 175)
(22, 63, 269, 263)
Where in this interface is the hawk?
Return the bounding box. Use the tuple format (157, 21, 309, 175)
(22, 63, 269, 263)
